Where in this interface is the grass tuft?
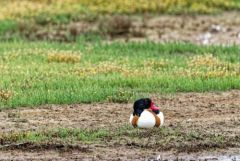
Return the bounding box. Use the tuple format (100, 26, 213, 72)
(47, 52, 81, 64)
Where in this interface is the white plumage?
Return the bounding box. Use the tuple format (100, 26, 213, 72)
(129, 109, 164, 128)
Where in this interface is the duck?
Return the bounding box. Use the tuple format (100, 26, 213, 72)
(129, 98, 164, 128)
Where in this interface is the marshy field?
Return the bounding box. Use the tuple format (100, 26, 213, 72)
(0, 0, 240, 160)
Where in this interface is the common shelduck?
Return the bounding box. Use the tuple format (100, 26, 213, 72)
(129, 98, 164, 128)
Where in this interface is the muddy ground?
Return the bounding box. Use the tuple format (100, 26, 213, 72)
(10, 12, 240, 45)
(0, 90, 240, 160)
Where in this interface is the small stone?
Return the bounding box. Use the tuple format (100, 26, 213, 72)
(210, 24, 221, 33)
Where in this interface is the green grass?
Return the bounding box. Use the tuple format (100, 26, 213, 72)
(0, 20, 17, 34)
(0, 40, 240, 108)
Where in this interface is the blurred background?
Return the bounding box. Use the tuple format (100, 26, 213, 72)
(1, 0, 240, 45)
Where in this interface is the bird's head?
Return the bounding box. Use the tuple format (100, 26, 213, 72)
(133, 98, 160, 116)
(133, 98, 152, 116)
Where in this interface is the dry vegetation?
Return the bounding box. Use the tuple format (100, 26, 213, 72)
(1, 0, 239, 21)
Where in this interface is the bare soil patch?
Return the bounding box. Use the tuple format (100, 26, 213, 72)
(1, 148, 239, 161)
(12, 12, 240, 45)
(1, 90, 240, 134)
(0, 90, 240, 160)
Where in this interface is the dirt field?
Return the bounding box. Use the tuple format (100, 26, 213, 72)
(0, 90, 240, 160)
(16, 12, 240, 45)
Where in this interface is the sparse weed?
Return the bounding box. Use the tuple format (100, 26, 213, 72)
(0, 126, 236, 152)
